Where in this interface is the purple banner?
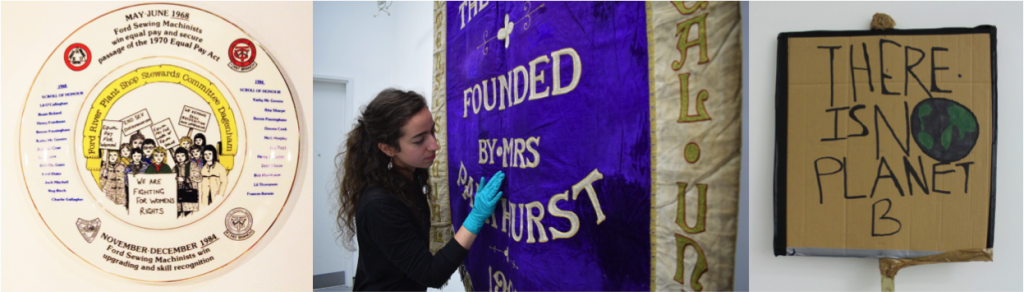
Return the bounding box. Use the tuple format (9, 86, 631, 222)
(446, 2, 650, 290)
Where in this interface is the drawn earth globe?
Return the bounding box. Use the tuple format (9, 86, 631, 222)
(910, 98, 980, 163)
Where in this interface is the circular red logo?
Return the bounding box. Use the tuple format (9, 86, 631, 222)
(64, 43, 91, 71)
(228, 39, 256, 67)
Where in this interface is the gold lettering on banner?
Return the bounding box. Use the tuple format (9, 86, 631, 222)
(485, 77, 498, 111)
(498, 74, 512, 110)
(431, 182, 445, 243)
(528, 55, 551, 100)
(490, 137, 541, 169)
(485, 169, 604, 243)
(433, 226, 445, 243)
(669, 3, 714, 291)
(510, 202, 524, 242)
(458, 0, 490, 29)
(571, 169, 606, 224)
(547, 191, 579, 239)
(674, 234, 709, 292)
(463, 88, 474, 118)
(489, 212, 499, 229)
(462, 48, 582, 118)
(551, 48, 582, 96)
(677, 73, 712, 122)
(525, 201, 549, 243)
(672, 13, 710, 70)
(671, 1, 708, 14)
(489, 266, 516, 292)
(473, 84, 484, 114)
(511, 66, 529, 106)
(501, 198, 512, 233)
(676, 183, 707, 233)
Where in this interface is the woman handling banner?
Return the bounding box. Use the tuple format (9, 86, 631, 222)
(335, 89, 504, 291)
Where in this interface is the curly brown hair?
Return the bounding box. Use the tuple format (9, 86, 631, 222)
(334, 88, 433, 250)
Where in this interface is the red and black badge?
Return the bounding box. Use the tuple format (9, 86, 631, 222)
(227, 38, 257, 72)
(64, 43, 91, 71)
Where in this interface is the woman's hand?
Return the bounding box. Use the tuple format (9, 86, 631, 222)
(454, 171, 505, 250)
(462, 170, 505, 235)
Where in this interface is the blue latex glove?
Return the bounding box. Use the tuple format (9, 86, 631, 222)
(463, 170, 505, 234)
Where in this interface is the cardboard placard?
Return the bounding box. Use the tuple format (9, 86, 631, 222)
(773, 26, 997, 258)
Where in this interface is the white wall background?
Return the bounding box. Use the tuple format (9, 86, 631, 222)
(747, 2, 1022, 291)
(0, 2, 313, 291)
(312, 2, 465, 290)
(313, 79, 353, 278)
(313, 1, 435, 124)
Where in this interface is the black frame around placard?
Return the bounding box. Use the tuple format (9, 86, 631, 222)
(772, 25, 998, 257)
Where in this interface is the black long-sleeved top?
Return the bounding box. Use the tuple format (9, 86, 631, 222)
(353, 183, 468, 291)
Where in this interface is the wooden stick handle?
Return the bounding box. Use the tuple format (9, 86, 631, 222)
(881, 275, 895, 292)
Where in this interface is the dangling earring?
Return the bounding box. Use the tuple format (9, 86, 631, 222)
(387, 157, 393, 170)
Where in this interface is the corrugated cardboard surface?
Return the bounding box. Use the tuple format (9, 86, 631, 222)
(783, 32, 993, 254)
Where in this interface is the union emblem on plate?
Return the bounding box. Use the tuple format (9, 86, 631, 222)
(64, 43, 91, 71)
(224, 207, 255, 240)
(76, 218, 101, 243)
(227, 38, 257, 72)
